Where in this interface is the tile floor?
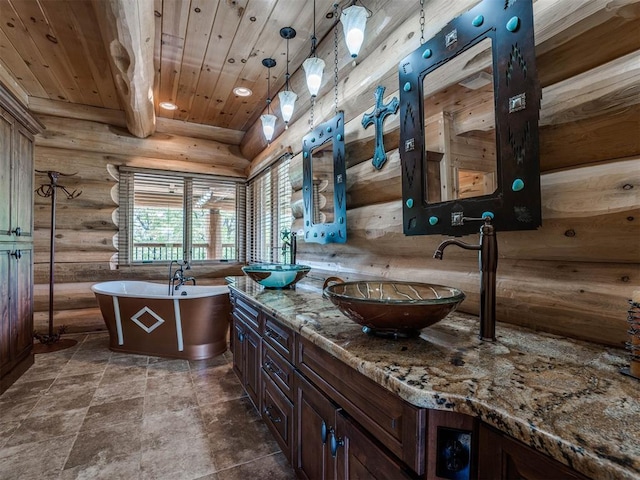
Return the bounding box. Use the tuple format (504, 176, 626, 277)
(0, 333, 296, 480)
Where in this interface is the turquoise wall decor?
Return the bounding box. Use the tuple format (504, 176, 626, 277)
(302, 111, 347, 244)
(362, 85, 399, 170)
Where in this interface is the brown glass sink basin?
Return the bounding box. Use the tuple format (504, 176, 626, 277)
(323, 280, 465, 337)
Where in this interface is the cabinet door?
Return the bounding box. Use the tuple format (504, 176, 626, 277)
(12, 247, 33, 361)
(11, 125, 34, 239)
(231, 314, 262, 411)
(244, 325, 261, 409)
(295, 371, 337, 480)
(0, 109, 13, 241)
(478, 424, 588, 480)
(231, 316, 245, 380)
(335, 412, 415, 480)
(0, 249, 11, 372)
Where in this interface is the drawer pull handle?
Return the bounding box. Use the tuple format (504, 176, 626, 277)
(330, 429, 344, 457)
(12, 227, 21, 236)
(265, 328, 282, 341)
(321, 420, 328, 444)
(263, 405, 282, 423)
(11, 250, 22, 260)
(264, 360, 282, 376)
(238, 331, 245, 342)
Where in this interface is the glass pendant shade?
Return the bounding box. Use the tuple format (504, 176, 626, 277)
(341, 5, 367, 58)
(261, 113, 277, 141)
(278, 90, 297, 124)
(303, 57, 325, 97)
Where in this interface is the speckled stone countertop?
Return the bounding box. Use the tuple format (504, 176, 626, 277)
(227, 276, 639, 480)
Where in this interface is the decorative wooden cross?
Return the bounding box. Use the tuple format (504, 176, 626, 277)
(362, 85, 399, 170)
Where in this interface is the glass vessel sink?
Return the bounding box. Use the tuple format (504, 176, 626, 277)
(242, 264, 311, 289)
(323, 280, 465, 337)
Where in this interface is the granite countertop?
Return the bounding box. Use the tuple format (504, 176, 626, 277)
(227, 276, 639, 480)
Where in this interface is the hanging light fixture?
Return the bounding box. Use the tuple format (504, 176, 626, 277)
(341, 3, 369, 58)
(303, 0, 325, 97)
(260, 58, 277, 143)
(278, 27, 298, 128)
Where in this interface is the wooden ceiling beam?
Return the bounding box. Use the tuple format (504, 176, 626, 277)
(92, 0, 156, 138)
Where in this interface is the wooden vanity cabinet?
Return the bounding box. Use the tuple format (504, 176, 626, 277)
(477, 424, 589, 480)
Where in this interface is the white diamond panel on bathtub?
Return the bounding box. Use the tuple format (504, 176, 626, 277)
(130, 306, 166, 333)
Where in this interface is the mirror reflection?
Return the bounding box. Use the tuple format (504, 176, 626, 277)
(310, 139, 335, 225)
(423, 38, 496, 203)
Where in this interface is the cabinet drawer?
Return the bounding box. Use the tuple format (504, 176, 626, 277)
(263, 314, 295, 363)
(232, 293, 261, 332)
(262, 342, 294, 401)
(262, 373, 294, 461)
(297, 337, 426, 476)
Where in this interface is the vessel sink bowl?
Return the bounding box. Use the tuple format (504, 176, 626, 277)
(323, 280, 465, 337)
(242, 264, 311, 289)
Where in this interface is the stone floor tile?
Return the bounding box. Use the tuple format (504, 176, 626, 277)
(0, 434, 75, 480)
(215, 453, 296, 480)
(99, 363, 148, 386)
(0, 378, 55, 402)
(145, 371, 193, 396)
(59, 454, 141, 480)
(203, 398, 281, 471)
(140, 434, 215, 480)
(142, 407, 206, 451)
(58, 357, 109, 378)
(193, 364, 247, 406)
(64, 421, 142, 470)
(92, 378, 146, 406)
(0, 398, 39, 423)
(5, 406, 87, 447)
(144, 390, 198, 416)
(51, 371, 103, 389)
(81, 397, 144, 432)
(108, 354, 149, 366)
(0, 420, 21, 449)
(29, 384, 97, 416)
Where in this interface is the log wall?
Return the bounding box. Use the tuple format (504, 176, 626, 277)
(249, 0, 640, 347)
(32, 113, 246, 333)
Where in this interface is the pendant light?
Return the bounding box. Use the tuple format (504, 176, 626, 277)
(303, 0, 325, 97)
(278, 27, 297, 128)
(341, 3, 369, 58)
(260, 58, 277, 143)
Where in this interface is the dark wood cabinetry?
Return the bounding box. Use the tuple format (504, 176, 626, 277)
(478, 424, 589, 480)
(0, 88, 40, 394)
(231, 311, 261, 409)
(229, 289, 591, 480)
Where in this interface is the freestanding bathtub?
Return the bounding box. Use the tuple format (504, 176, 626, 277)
(92, 281, 231, 360)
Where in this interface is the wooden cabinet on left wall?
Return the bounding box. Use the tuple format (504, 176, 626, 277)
(0, 85, 42, 394)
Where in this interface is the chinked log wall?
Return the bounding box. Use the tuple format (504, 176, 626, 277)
(31, 110, 248, 333)
(244, 0, 640, 347)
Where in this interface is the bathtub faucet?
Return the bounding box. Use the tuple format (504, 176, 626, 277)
(168, 260, 196, 295)
(433, 215, 497, 341)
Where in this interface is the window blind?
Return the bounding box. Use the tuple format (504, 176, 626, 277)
(118, 168, 243, 265)
(246, 154, 293, 263)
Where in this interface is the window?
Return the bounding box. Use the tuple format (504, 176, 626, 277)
(118, 168, 245, 264)
(246, 155, 293, 263)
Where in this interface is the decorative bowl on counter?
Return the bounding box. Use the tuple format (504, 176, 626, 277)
(242, 264, 311, 289)
(323, 279, 465, 337)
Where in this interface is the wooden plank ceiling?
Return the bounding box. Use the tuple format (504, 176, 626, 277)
(0, 0, 339, 143)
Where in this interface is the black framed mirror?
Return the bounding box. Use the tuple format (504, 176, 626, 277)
(399, 0, 541, 236)
(302, 111, 347, 244)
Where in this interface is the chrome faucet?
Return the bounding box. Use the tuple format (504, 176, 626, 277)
(168, 260, 196, 295)
(433, 216, 497, 341)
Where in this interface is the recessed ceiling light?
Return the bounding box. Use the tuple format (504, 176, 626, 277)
(159, 101, 178, 110)
(233, 87, 252, 97)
